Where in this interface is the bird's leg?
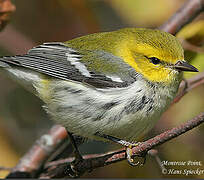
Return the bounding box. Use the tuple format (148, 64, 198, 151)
(67, 132, 83, 161)
(67, 132, 85, 177)
(95, 132, 145, 166)
(48, 135, 85, 162)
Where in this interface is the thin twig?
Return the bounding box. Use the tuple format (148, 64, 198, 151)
(6, 125, 68, 178)
(179, 38, 204, 53)
(159, 0, 204, 35)
(147, 149, 167, 173)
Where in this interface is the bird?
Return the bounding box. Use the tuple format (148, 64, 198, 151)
(0, 28, 198, 165)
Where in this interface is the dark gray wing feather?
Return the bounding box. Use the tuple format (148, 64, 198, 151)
(0, 42, 138, 88)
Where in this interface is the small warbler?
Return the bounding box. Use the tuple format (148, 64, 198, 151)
(0, 28, 198, 164)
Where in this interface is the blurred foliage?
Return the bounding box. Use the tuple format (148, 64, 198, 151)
(108, 0, 185, 27)
(0, 0, 203, 178)
(0, 125, 19, 178)
(177, 20, 204, 78)
(177, 20, 204, 44)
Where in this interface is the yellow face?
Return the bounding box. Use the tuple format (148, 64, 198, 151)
(116, 29, 184, 84)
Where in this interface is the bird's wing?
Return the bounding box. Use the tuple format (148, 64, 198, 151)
(0, 42, 139, 88)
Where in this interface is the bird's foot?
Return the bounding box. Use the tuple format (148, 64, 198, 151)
(69, 155, 84, 178)
(67, 132, 86, 177)
(95, 132, 146, 166)
(126, 143, 146, 166)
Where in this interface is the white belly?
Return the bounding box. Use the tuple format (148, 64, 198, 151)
(44, 79, 178, 142)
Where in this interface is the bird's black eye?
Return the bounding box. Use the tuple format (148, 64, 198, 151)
(149, 57, 161, 65)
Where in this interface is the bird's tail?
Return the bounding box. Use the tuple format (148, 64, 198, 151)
(0, 56, 42, 95)
(0, 55, 20, 68)
(0, 60, 10, 68)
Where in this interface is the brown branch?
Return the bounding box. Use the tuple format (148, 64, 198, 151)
(179, 38, 204, 54)
(147, 149, 166, 173)
(159, 0, 204, 35)
(40, 112, 204, 178)
(6, 125, 68, 178)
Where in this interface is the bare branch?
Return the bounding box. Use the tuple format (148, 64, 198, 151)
(179, 38, 204, 53)
(148, 149, 166, 173)
(6, 125, 68, 178)
(159, 0, 204, 35)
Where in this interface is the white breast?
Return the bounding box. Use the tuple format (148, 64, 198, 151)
(44, 78, 179, 142)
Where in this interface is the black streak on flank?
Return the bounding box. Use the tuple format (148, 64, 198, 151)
(102, 101, 120, 110)
(124, 95, 150, 114)
(135, 96, 146, 111)
(63, 86, 83, 94)
(72, 89, 83, 94)
(147, 105, 153, 112)
(136, 89, 142, 93)
(142, 96, 146, 104)
(92, 113, 105, 121)
(146, 98, 154, 113)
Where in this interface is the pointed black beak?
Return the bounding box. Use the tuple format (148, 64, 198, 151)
(174, 60, 199, 72)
